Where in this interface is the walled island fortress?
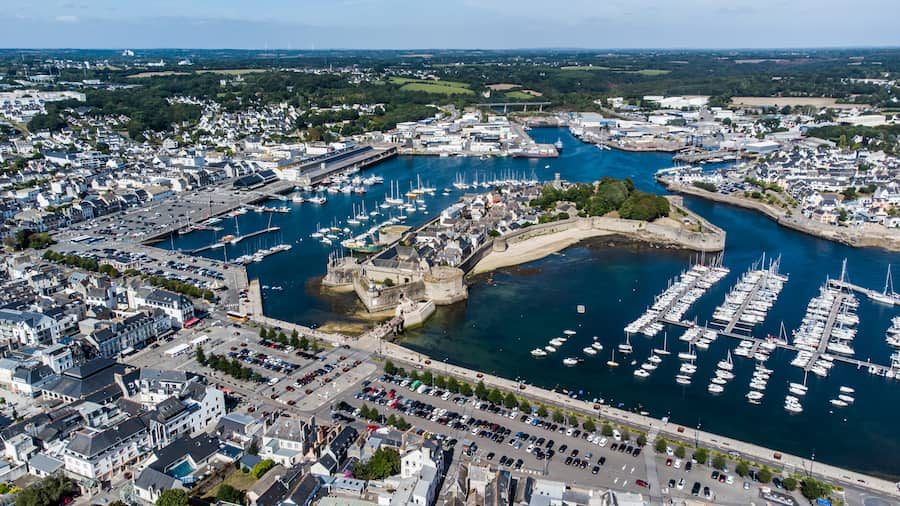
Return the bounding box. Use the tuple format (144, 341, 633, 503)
(324, 177, 725, 327)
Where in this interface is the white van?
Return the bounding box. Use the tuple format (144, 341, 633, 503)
(612, 429, 622, 441)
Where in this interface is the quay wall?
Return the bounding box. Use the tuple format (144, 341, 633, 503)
(661, 178, 900, 252)
(377, 341, 900, 499)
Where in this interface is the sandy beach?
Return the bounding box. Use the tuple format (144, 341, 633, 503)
(471, 227, 613, 275)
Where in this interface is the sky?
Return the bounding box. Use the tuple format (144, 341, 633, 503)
(0, 0, 898, 49)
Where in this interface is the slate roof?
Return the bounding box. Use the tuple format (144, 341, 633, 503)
(66, 415, 146, 458)
(134, 467, 179, 492)
(42, 359, 127, 400)
(149, 433, 220, 472)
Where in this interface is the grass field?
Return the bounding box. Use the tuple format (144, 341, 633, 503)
(401, 83, 474, 95)
(560, 66, 611, 71)
(388, 77, 470, 88)
(627, 69, 671, 76)
(487, 83, 521, 90)
(505, 90, 543, 100)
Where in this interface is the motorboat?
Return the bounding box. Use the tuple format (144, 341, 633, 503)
(675, 375, 692, 385)
(714, 370, 734, 380)
(634, 369, 650, 378)
(583, 347, 598, 356)
(544, 345, 557, 353)
(710, 377, 728, 385)
(708, 384, 724, 394)
(839, 386, 855, 394)
(838, 394, 855, 403)
(550, 338, 566, 347)
(531, 349, 548, 357)
(591, 342, 604, 351)
(563, 330, 577, 336)
(746, 391, 764, 401)
(563, 357, 581, 366)
(640, 362, 657, 371)
(830, 399, 849, 407)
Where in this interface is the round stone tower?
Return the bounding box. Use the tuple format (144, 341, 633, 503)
(423, 266, 467, 304)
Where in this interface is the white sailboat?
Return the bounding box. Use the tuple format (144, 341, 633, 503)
(618, 335, 633, 354)
(653, 332, 671, 356)
(869, 264, 895, 305)
(607, 350, 619, 367)
(717, 350, 734, 371)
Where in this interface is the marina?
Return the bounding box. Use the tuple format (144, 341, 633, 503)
(165, 129, 900, 478)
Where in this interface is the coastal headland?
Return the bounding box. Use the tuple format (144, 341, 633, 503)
(659, 177, 900, 252)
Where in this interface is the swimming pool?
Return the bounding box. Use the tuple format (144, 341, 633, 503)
(166, 459, 195, 479)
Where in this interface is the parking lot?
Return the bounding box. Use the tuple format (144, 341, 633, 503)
(311, 370, 790, 504)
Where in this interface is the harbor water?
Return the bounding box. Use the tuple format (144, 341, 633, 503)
(165, 129, 900, 479)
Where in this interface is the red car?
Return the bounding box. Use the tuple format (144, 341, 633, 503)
(666, 458, 673, 467)
(635, 479, 649, 488)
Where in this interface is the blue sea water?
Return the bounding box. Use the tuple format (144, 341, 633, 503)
(165, 129, 900, 478)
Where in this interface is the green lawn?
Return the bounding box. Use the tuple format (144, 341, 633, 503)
(400, 83, 475, 95)
(628, 69, 671, 76)
(202, 470, 258, 499)
(388, 77, 470, 89)
(505, 91, 538, 100)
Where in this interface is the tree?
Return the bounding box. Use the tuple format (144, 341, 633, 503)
(16, 474, 79, 506)
(757, 468, 772, 483)
(568, 413, 579, 427)
(582, 419, 596, 433)
(195, 345, 206, 365)
(422, 371, 433, 385)
(353, 447, 400, 480)
(674, 445, 686, 459)
(259, 327, 267, 339)
(518, 399, 531, 412)
(251, 459, 276, 479)
(434, 375, 447, 389)
(459, 382, 473, 397)
(654, 437, 667, 454)
(735, 461, 750, 477)
(156, 489, 189, 506)
(693, 448, 709, 465)
(488, 388, 504, 406)
(636, 433, 647, 447)
(537, 405, 549, 418)
(801, 478, 832, 500)
(216, 484, 246, 505)
(712, 455, 727, 470)
(782, 477, 798, 491)
(475, 381, 488, 400)
(552, 409, 565, 423)
(621, 429, 631, 441)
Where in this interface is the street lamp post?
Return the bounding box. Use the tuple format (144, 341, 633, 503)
(695, 419, 701, 448)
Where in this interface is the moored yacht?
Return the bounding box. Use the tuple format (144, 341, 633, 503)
(531, 348, 548, 357)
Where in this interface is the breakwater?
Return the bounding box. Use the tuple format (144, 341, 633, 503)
(660, 178, 900, 252)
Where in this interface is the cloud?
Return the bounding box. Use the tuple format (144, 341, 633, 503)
(55, 15, 79, 23)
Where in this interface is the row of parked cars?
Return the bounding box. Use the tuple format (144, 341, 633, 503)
(227, 347, 299, 374)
